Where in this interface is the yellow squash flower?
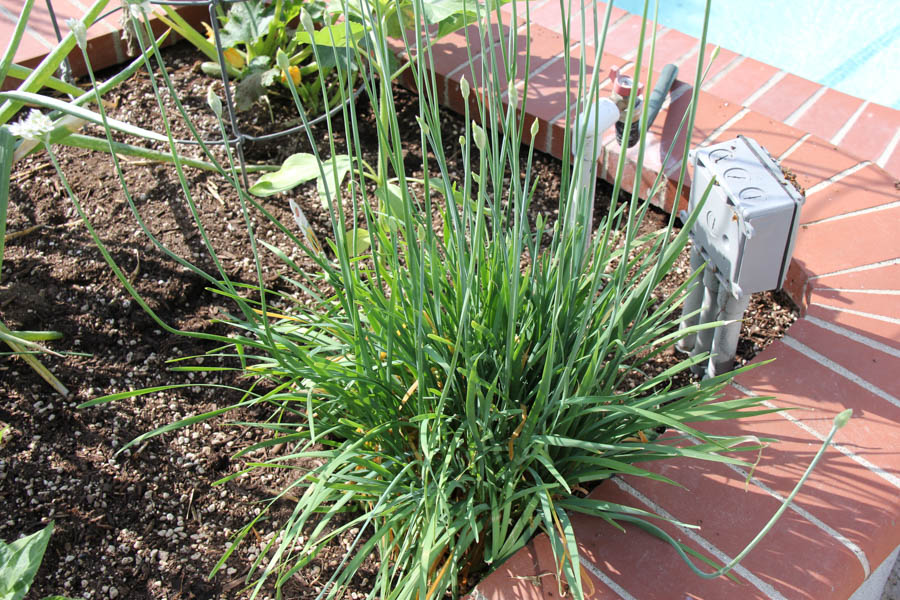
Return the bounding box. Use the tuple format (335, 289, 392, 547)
(281, 65, 301, 86)
(201, 22, 245, 69)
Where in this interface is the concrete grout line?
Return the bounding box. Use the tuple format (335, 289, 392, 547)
(814, 288, 900, 295)
(808, 257, 900, 282)
(741, 70, 787, 107)
(804, 160, 871, 196)
(876, 127, 900, 169)
(802, 200, 900, 227)
(0, 4, 56, 51)
(580, 7, 633, 48)
(505, 0, 552, 16)
(672, 41, 702, 69)
(621, 25, 671, 61)
(699, 106, 750, 146)
(547, 77, 614, 125)
(510, 38, 581, 105)
(578, 557, 639, 600)
(542, 4, 632, 48)
(701, 54, 744, 90)
(782, 335, 900, 410)
(778, 132, 810, 161)
(501, 19, 568, 104)
(704, 436, 871, 577)
(732, 382, 900, 490)
(612, 477, 788, 600)
(831, 100, 869, 146)
(783, 85, 828, 126)
(810, 303, 900, 325)
(805, 315, 900, 358)
(69, 0, 120, 35)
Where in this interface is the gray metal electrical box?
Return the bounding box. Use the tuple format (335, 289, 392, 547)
(688, 135, 805, 297)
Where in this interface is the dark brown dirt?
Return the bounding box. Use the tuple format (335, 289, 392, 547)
(0, 42, 797, 600)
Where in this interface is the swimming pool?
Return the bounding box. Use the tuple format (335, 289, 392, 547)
(612, 0, 900, 109)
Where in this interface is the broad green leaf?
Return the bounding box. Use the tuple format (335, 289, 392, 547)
(219, 1, 275, 48)
(233, 71, 268, 112)
(316, 154, 353, 207)
(0, 522, 53, 600)
(422, 0, 484, 38)
(375, 182, 404, 217)
(374, 183, 405, 233)
(249, 153, 321, 196)
(294, 22, 366, 48)
(345, 228, 371, 257)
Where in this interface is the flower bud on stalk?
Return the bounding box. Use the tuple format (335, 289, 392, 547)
(472, 122, 486, 151)
(415, 116, 430, 137)
(276, 49, 289, 72)
(460, 76, 470, 102)
(66, 18, 87, 50)
(300, 9, 314, 34)
(507, 80, 518, 111)
(207, 87, 223, 118)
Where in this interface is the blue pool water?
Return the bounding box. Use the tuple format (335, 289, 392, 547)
(613, 0, 900, 109)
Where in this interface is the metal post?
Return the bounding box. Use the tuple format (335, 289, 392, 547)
(45, 0, 75, 87)
(707, 290, 751, 377)
(676, 244, 706, 353)
(208, 0, 250, 188)
(689, 265, 719, 375)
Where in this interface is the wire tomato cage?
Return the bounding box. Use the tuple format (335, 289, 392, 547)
(45, 0, 364, 185)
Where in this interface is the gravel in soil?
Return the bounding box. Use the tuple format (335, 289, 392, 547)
(0, 42, 796, 599)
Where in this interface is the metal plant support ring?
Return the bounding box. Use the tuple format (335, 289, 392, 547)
(45, 0, 363, 185)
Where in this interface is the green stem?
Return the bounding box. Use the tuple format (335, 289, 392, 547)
(0, 0, 110, 124)
(0, 320, 69, 396)
(51, 132, 277, 173)
(695, 409, 852, 578)
(0, 0, 35, 89)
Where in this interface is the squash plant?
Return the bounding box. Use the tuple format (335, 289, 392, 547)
(157, 0, 365, 114)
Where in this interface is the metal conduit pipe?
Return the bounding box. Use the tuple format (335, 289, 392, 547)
(675, 244, 706, 353)
(708, 290, 752, 377)
(689, 265, 721, 376)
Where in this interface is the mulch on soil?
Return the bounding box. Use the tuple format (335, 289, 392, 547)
(0, 42, 796, 600)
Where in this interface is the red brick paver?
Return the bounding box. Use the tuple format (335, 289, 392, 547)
(840, 102, 900, 165)
(705, 56, 778, 105)
(748, 73, 822, 123)
(791, 88, 865, 144)
(800, 163, 899, 224)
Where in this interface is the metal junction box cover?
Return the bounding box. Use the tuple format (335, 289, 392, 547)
(688, 135, 805, 297)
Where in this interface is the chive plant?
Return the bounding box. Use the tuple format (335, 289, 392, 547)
(9, 0, 848, 598)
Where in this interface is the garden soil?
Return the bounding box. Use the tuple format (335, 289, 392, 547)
(0, 42, 797, 600)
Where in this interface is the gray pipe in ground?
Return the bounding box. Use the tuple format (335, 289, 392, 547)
(676, 245, 706, 353)
(707, 290, 751, 377)
(689, 266, 720, 376)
